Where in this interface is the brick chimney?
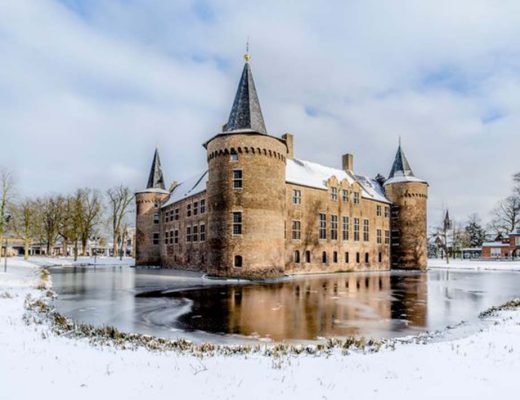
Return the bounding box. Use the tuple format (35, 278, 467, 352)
(282, 133, 294, 159)
(342, 153, 354, 172)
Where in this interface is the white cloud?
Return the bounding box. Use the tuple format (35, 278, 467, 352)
(1, 0, 520, 229)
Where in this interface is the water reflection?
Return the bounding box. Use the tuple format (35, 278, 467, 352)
(167, 273, 427, 340)
(50, 267, 520, 343)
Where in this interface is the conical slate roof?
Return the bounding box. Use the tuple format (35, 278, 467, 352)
(146, 148, 166, 190)
(388, 144, 415, 179)
(223, 61, 267, 134)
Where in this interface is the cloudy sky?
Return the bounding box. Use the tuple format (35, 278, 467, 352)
(1, 0, 519, 228)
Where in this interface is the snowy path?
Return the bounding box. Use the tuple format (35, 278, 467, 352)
(1, 260, 519, 399)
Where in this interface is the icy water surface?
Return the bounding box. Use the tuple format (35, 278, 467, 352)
(49, 266, 520, 343)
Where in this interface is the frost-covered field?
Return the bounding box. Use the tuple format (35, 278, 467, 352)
(429, 258, 520, 271)
(1, 260, 520, 399)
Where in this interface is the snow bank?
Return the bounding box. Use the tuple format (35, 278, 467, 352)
(429, 258, 520, 272)
(1, 261, 520, 399)
(23, 256, 135, 267)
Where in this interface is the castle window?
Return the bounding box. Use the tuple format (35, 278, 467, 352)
(305, 251, 311, 263)
(200, 224, 206, 242)
(342, 216, 349, 241)
(164, 231, 169, 245)
(186, 226, 192, 242)
(230, 149, 239, 161)
(187, 204, 192, 217)
(353, 218, 360, 241)
(345, 252, 349, 263)
(384, 207, 390, 218)
(193, 202, 198, 216)
(385, 230, 390, 245)
(333, 251, 338, 263)
(342, 190, 349, 202)
(319, 214, 327, 240)
(353, 192, 360, 204)
(322, 251, 327, 264)
(293, 190, 302, 205)
(169, 230, 174, 245)
(365, 253, 369, 263)
(175, 208, 180, 220)
(331, 215, 338, 240)
(234, 255, 243, 268)
(294, 250, 301, 264)
(356, 252, 360, 263)
(376, 205, 382, 217)
(192, 225, 198, 242)
(377, 229, 382, 244)
(152, 233, 160, 245)
(331, 187, 338, 201)
(174, 230, 179, 244)
(153, 213, 160, 224)
(292, 220, 301, 240)
(233, 170, 243, 189)
(200, 200, 206, 214)
(363, 219, 369, 241)
(378, 252, 382, 263)
(233, 212, 242, 235)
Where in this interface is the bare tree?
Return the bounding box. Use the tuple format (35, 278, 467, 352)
(76, 188, 103, 256)
(0, 169, 15, 253)
(106, 185, 133, 257)
(38, 196, 63, 255)
(489, 196, 520, 235)
(10, 199, 39, 260)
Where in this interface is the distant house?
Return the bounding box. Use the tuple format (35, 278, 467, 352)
(481, 228, 520, 259)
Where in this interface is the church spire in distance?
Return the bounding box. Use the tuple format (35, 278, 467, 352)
(223, 42, 267, 134)
(146, 147, 166, 190)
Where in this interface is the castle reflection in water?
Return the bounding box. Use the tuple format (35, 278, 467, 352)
(171, 272, 428, 341)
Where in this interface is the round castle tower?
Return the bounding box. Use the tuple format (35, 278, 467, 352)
(383, 143, 428, 270)
(135, 148, 169, 265)
(204, 57, 287, 277)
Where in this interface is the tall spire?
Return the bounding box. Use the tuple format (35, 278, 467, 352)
(146, 147, 166, 190)
(223, 51, 267, 135)
(388, 141, 415, 179)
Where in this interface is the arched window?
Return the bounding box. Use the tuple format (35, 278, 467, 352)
(294, 250, 300, 264)
(322, 251, 327, 264)
(234, 255, 243, 268)
(230, 149, 238, 161)
(305, 251, 311, 263)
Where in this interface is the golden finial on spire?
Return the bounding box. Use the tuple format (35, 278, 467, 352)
(244, 38, 251, 62)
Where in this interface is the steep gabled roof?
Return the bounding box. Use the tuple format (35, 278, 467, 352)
(223, 61, 267, 134)
(146, 148, 166, 190)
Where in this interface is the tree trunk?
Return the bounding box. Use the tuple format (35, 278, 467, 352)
(113, 232, 118, 258)
(24, 235, 29, 261)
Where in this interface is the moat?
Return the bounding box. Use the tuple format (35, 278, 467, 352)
(49, 265, 520, 343)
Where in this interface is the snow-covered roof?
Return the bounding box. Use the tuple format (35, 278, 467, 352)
(286, 158, 390, 203)
(384, 173, 427, 186)
(482, 241, 509, 248)
(162, 171, 208, 208)
(135, 188, 170, 195)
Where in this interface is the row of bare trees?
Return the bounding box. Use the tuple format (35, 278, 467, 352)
(1, 167, 134, 260)
(489, 173, 520, 235)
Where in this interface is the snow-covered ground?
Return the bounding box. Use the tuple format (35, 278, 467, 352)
(23, 255, 135, 267)
(429, 258, 520, 271)
(1, 260, 520, 399)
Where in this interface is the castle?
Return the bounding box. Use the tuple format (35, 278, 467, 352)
(135, 55, 428, 278)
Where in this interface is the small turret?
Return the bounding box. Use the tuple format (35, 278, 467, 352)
(384, 141, 428, 270)
(135, 148, 170, 266)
